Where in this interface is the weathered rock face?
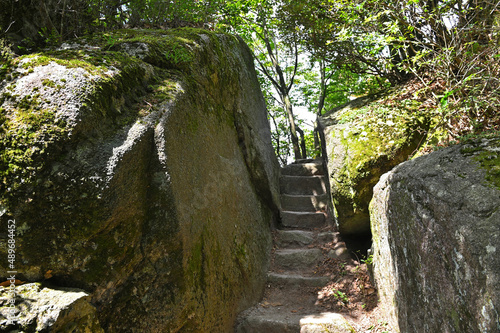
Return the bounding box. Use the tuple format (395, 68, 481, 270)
(370, 137, 500, 332)
(0, 283, 103, 332)
(319, 96, 427, 235)
(0, 29, 280, 332)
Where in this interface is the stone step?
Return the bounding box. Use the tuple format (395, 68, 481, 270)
(236, 156, 357, 333)
(274, 248, 323, 271)
(281, 162, 324, 176)
(327, 243, 352, 261)
(279, 175, 326, 195)
(300, 312, 355, 333)
(267, 272, 330, 288)
(281, 211, 326, 229)
(317, 231, 339, 244)
(235, 308, 302, 333)
(281, 194, 328, 212)
(294, 158, 319, 164)
(275, 230, 340, 248)
(275, 230, 315, 248)
(235, 308, 353, 333)
(274, 230, 349, 259)
(263, 284, 319, 307)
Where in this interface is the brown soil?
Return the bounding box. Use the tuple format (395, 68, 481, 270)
(313, 256, 394, 332)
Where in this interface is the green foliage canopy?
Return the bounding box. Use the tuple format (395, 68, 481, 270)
(0, 0, 498, 159)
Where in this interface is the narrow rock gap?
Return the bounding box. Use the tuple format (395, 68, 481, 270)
(342, 232, 372, 259)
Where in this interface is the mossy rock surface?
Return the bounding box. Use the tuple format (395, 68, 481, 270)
(0, 29, 279, 332)
(319, 94, 429, 235)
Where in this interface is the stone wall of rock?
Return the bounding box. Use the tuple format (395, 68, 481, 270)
(0, 29, 280, 332)
(370, 137, 500, 332)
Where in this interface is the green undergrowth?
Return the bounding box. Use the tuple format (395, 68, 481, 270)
(0, 59, 14, 84)
(457, 130, 500, 145)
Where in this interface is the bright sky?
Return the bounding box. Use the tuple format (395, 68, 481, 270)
(295, 105, 316, 130)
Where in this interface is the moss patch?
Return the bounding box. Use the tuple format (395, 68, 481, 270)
(19, 51, 108, 74)
(324, 92, 430, 234)
(474, 140, 500, 190)
(81, 29, 210, 71)
(337, 100, 428, 202)
(0, 51, 152, 212)
(0, 28, 229, 212)
(0, 102, 66, 195)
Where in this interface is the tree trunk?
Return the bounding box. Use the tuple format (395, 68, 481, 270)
(313, 120, 321, 157)
(283, 94, 302, 160)
(317, 60, 327, 116)
(296, 126, 307, 159)
(269, 110, 287, 165)
(259, 26, 302, 161)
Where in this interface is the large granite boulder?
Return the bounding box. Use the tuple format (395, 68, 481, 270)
(318, 96, 427, 235)
(370, 137, 500, 332)
(0, 29, 280, 332)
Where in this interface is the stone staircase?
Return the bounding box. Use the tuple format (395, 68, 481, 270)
(235, 159, 354, 333)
